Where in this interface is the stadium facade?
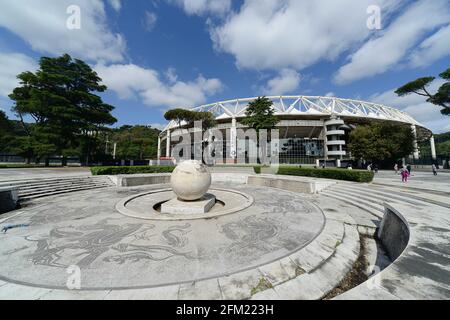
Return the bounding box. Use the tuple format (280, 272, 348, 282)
(158, 96, 437, 166)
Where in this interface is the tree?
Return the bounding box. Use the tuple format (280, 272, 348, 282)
(395, 68, 450, 115)
(419, 131, 450, 157)
(0, 111, 37, 163)
(164, 108, 192, 129)
(241, 97, 279, 163)
(164, 108, 217, 162)
(348, 122, 415, 166)
(110, 125, 160, 160)
(0, 110, 13, 151)
(188, 111, 217, 133)
(9, 54, 117, 166)
(241, 96, 279, 132)
(164, 109, 216, 133)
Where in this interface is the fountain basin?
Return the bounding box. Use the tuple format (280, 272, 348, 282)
(161, 194, 216, 215)
(116, 188, 254, 220)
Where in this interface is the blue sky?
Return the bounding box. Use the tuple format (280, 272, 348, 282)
(0, 0, 449, 132)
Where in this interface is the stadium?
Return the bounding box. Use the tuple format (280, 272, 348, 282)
(157, 95, 437, 166)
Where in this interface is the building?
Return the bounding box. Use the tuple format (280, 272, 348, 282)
(158, 96, 436, 166)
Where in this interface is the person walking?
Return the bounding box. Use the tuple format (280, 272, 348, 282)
(407, 164, 412, 175)
(432, 164, 438, 176)
(400, 167, 409, 183)
(394, 163, 399, 174)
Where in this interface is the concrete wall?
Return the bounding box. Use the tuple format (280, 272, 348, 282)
(247, 175, 336, 194)
(110, 174, 171, 187)
(378, 204, 410, 261)
(247, 175, 316, 194)
(0, 187, 19, 214)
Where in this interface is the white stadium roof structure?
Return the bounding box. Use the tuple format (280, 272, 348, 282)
(162, 95, 431, 136)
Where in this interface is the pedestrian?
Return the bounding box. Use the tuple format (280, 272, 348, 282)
(367, 163, 372, 171)
(394, 163, 398, 174)
(374, 164, 379, 173)
(407, 164, 412, 175)
(400, 167, 409, 183)
(432, 164, 438, 176)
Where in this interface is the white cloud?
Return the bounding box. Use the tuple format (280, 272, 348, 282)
(143, 11, 158, 32)
(325, 92, 335, 97)
(409, 24, 450, 68)
(0, 0, 125, 63)
(0, 53, 37, 97)
(165, 67, 178, 83)
(95, 63, 223, 108)
(335, 0, 450, 84)
(370, 79, 448, 133)
(263, 69, 300, 95)
(107, 0, 121, 12)
(169, 0, 231, 16)
(210, 0, 396, 71)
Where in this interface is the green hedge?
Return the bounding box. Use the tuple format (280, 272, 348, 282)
(276, 166, 374, 183)
(90, 165, 175, 176)
(253, 166, 261, 174)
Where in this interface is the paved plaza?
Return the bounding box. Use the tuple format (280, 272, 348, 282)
(0, 167, 448, 300)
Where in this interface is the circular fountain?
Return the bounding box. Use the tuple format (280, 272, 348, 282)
(170, 160, 212, 201)
(115, 160, 255, 220)
(161, 160, 215, 215)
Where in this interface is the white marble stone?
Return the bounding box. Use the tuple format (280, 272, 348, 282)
(161, 194, 216, 215)
(171, 160, 211, 200)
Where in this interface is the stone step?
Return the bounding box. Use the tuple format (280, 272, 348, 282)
(373, 181, 450, 197)
(17, 179, 111, 193)
(19, 182, 111, 197)
(252, 223, 360, 300)
(0, 176, 109, 189)
(335, 183, 438, 208)
(321, 190, 384, 219)
(337, 183, 450, 211)
(0, 176, 114, 202)
(0, 175, 114, 202)
(0, 174, 92, 182)
(15, 177, 111, 190)
(367, 184, 450, 209)
(329, 187, 407, 208)
(213, 218, 348, 300)
(20, 184, 111, 201)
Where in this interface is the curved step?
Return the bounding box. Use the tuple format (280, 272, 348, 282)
(20, 184, 112, 201)
(0, 175, 114, 202)
(251, 223, 360, 299)
(0, 177, 110, 189)
(321, 190, 384, 218)
(19, 183, 111, 197)
(334, 184, 426, 207)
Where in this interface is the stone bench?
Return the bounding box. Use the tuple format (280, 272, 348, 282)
(335, 202, 450, 300)
(247, 174, 336, 194)
(108, 174, 171, 187)
(109, 172, 251, 187)
(0, 187, 19, 214)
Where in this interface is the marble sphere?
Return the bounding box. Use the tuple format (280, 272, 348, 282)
(170, 160, 211, 201)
